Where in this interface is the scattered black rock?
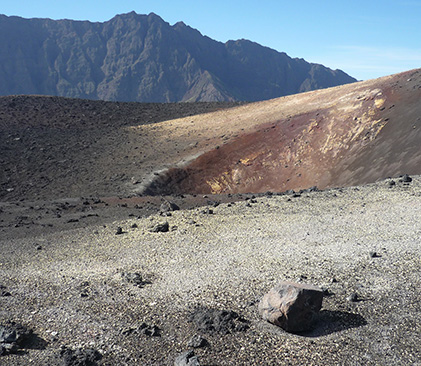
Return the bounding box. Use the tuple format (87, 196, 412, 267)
(150, 222, 169, 233)
(0, 322, 45, 356)
(115, 226, 124, 235)
(189, 308, 249, 334)
(59, 347, 102, 366)
(122, 322, 161, 337)
(400, 174, 412, 183)
(201, 208, 213, 215)
(121, 272, 150, 288)
(131, 223, 138, 228)
(138, 322, 161, 337)
(207, 200, 220, 207)
(187, 335, 208, 348)
(322, 287, 334, 297)
(0, 285, 11, 297)
(369, 251, 381, 258)
(160, 200, 180, 213)
(67, 219, 79, 223)
(347, 293, 360, 302)
(388, 180, 396, 187)
(174, 350, 200, 366)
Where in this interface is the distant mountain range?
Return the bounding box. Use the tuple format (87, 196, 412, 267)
(0, 12, 357, 102)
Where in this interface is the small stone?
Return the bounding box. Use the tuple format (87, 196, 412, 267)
(160, 200, 180, 212)
(60, 347, 102, 366)
(0, 286, 11, 297)
(138, 323, 161, 337)
(131, 223, 138, 229)
(201, 208, 213, 215)
(189, 308, 249, 334)
(322, 287, 334, 296)
(258, 281, 323, 333)
(400, 174, 412, 183)
(347, 293, 359, 302)
(388, 180, 396, 187)
(121, 272, 146, 287)
(174, 350, 200, 366)
(369, 251, 381, 258)
(115, 227, 124, 235)
(150, 222, 169, 233)
(0, 322, 33, 355)
(187, 335, 208, 348)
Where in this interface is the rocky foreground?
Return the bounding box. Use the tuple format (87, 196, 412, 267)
(1, 176, 420, 365)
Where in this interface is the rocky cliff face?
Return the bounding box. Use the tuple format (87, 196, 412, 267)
(0, 12, 356, 102)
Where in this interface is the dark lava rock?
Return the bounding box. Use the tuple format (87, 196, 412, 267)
(0, 322, 33, 355)
(400, 174, 412, 183)
(138, 322, 161, 337)
(369, 251, 381, 258)
(150, 221, 169, 233)
(115, 226, 124, 235)
(160, 200, 180, 212)
(201, 208, 213, 215)
(0, 285, 11, 297)
(347, 293, 360, 302)
(207, 200, 220, 207)
(388, 180, 396, 187)
(189, 308, 249, 334)
(122, 322, 161, 337)
(187, 335, 208, 348)
(59, 347, 102, 366)
(121, 272, 149, 288)
(259, 281, 323, 333)
(174, 350, 200, 366)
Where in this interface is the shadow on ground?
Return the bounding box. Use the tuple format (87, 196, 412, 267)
(259, 310, 367, 338)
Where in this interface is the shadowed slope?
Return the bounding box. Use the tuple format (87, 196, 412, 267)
(144, 69, 421, 194)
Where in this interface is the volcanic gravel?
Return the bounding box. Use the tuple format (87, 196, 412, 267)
(1, 177, 420, 365)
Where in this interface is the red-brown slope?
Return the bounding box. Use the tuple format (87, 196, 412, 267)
(144, 69, 421, 194)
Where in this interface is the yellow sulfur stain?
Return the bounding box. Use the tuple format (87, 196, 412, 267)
(374, 98, 385, 109)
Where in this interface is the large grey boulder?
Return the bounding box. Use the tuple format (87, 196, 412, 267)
(258, 281, 323, 332)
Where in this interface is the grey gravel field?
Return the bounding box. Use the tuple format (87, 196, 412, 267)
(1, 176, 420, 365)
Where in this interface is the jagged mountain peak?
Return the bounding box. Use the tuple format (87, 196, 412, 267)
(0, 13, 356, 102)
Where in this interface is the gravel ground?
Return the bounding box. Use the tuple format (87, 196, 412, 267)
(1, 177, 420, 365)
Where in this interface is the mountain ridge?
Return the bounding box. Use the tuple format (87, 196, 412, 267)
(0, 12, 356, 102)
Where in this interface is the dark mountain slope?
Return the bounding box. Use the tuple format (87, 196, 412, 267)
(0, 12, 356, 102)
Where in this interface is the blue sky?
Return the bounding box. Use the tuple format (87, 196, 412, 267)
(2, 0, 420, 80)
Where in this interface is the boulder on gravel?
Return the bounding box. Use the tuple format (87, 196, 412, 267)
(258, 281, 323, 333)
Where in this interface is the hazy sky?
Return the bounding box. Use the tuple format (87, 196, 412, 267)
(2, 0, 420, 80)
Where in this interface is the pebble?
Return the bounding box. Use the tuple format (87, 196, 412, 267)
(347, 293, 359, 302)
